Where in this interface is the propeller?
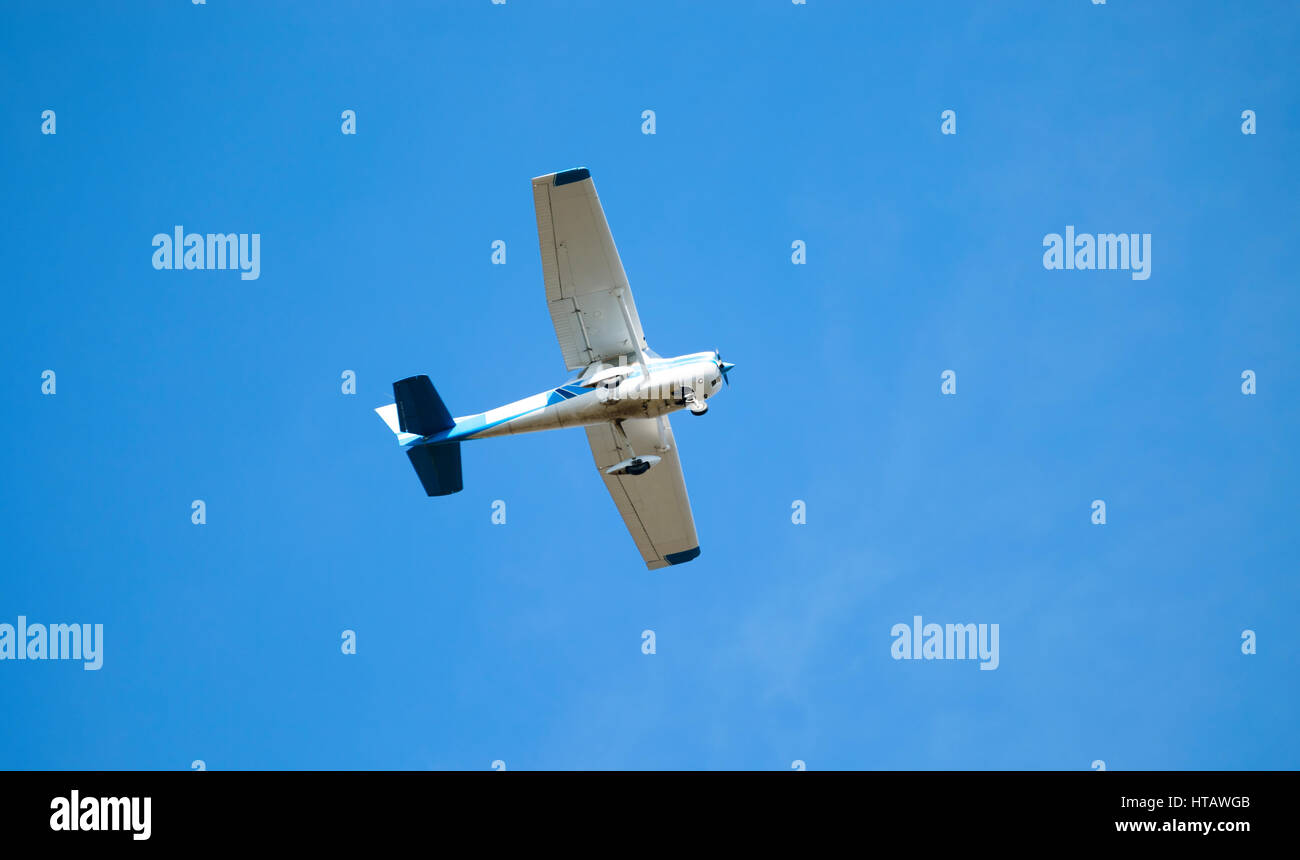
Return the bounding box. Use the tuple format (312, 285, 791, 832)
(714, 349, 735, 386)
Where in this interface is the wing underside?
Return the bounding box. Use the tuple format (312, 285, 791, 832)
(584, 418, 700, 570)
(532, 168, 649, 371)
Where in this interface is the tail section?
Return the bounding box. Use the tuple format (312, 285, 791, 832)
(376, 375, 464, 496)
(393, 375, 455, 436)
(405, 442, 463, 496)
(374, 403, 417, 440)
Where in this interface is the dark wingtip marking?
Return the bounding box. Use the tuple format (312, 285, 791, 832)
(554, 167, 591, 186)
(665, 547, 701, 566)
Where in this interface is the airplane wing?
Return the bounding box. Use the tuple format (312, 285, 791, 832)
(584, 417, 700, 570)
(532, 168, 649, 371)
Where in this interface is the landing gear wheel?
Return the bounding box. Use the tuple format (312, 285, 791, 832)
(682, 385, 707, 415)
(625, 459, 652, 476)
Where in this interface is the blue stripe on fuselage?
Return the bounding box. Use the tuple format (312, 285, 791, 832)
(414, 354, 713, 446)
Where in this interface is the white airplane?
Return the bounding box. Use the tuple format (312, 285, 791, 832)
(376, 168, 734, 569)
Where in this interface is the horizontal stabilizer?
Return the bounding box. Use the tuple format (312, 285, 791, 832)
(406, 442, 464, 496)
(393, 375, 454, 436)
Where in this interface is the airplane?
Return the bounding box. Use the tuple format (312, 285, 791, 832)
(375, 167, 734, 570)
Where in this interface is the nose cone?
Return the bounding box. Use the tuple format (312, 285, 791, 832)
(719, 360, 735, 385)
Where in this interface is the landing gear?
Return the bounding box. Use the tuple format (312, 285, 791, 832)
(624, 459, 652, 476)
(683, 386, 708, 416)
(605, 454, 661, 476)
(603, 420, 663, 476)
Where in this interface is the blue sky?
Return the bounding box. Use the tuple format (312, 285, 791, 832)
(1, 0, 1296, 770)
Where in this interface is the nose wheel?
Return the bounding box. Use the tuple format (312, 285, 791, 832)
(683, 386, 708, 415)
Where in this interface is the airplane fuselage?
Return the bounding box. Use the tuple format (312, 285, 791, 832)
(419, 352, 724, 445)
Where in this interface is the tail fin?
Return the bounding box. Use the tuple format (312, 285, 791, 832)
(406, 442, 463, 496)
(393, 375, 455, 436)
(381, 375, 463, 496)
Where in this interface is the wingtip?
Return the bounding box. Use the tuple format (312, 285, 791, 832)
(553, 167, 591, 186)
(665, 547, 701, 566)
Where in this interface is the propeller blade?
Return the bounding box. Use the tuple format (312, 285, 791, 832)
(714, 349, 734, 386)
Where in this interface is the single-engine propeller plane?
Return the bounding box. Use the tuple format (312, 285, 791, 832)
(377, 168, 733, 569)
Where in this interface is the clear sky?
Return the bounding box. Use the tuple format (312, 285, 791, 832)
(1, 0, 1296, 770)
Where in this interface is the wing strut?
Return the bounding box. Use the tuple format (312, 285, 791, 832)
(612, 288, 650, 378)
(613, 417, 670, 455)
